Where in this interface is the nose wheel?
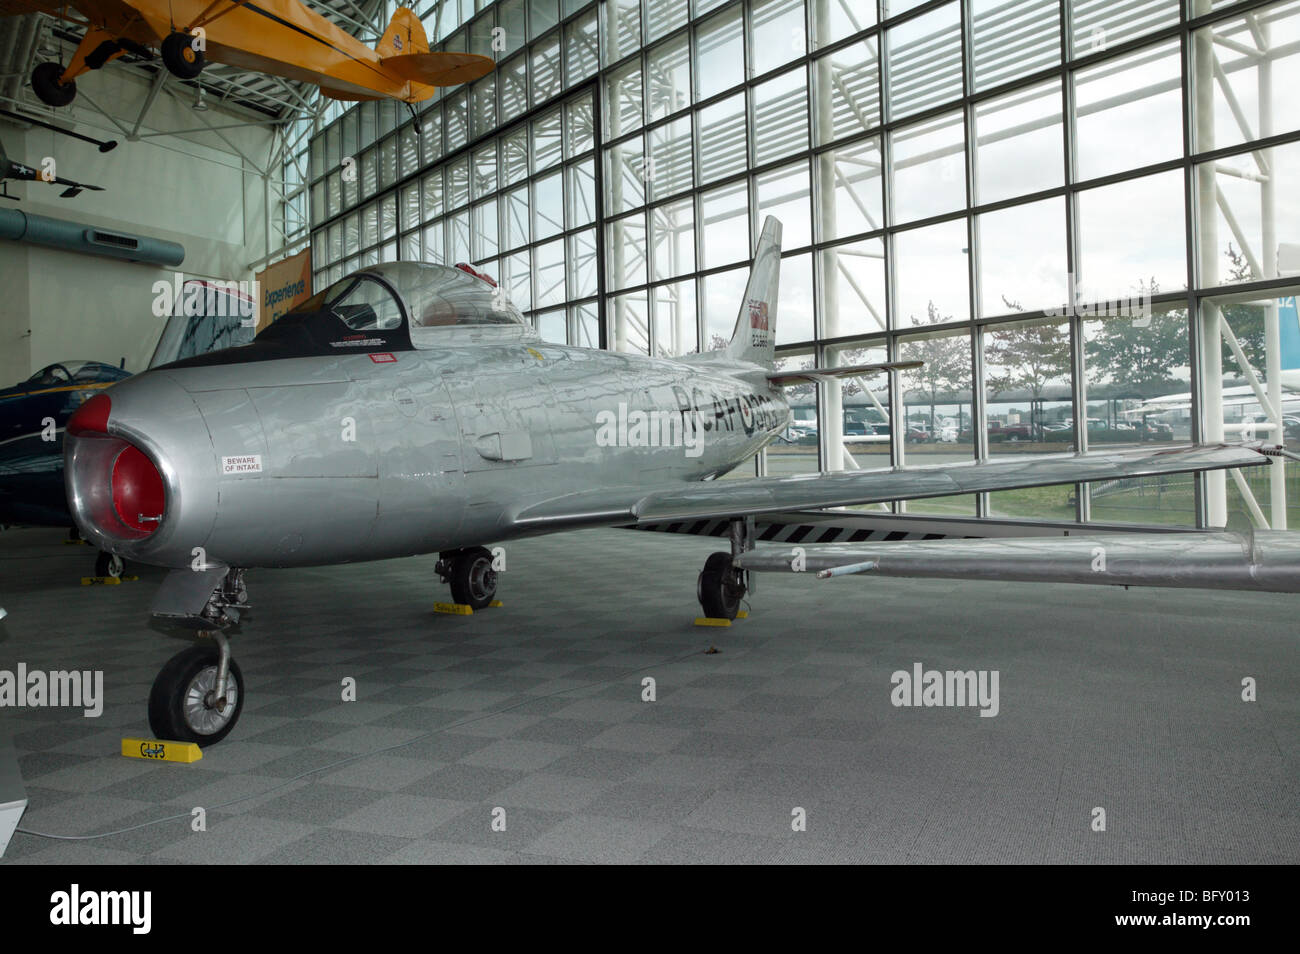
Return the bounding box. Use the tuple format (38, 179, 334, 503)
(148, 639, 244, 746)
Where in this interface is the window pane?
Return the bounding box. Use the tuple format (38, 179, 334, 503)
(816, 137, 884, 241)
(702, 267, 748, 349)
(777, 252, 815, 344)
(654, 279, 697, 355)
(533, 108, 564, 172)
(566, 159, 596, 228)
(891, 110, 966, 224)
(973, 79, 1063, 205)
(1192, 5, 1300, 153)
(608, 212, 648, 289)
(888, 2, 963, 120)
(603, 0, 642, 65)
(647, 33, 692, 121)
(813, 35, 881, 145)
(984, 318, 1074, 468)
(893, 218, 971, 325)
(651, 197, 695, 281)
(566, 10, 600, 83)
(1069, 0, 1179, 59)
(696, 93, 748, 183)
(533, 169, 564, 239)
(756, 160, 812, 250)
(1197, 142, 1300, 287)
(646, 0, 688, 43)
(978, 198, 1068, 317)
(535, 238, 566, 307)
(970, 0, 1060, 92)
(897, 330, 976, 514)
(647, 116, 693, 200)
(606, 59, 644, 137)
(531, 35, 562, 104)
(700, 180, 750, 269)
(821, 237, 887, 337)
(605, 135, 646, 213)
(697, 5, 744, 100)
(751, 0, 806, 77)
(568, 227, 598, 298)
(753, 67, 809, 164)
(1074, 40, 1182, 181)
(611, 289, 650, 353)
(1077, 171, 1186, 304)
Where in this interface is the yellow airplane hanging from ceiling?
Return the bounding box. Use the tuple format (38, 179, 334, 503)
(0, 0, 494, 109)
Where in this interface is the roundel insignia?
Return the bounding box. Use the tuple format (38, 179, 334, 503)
(740, 400, 754, 427)
(394, 35, 403, 51)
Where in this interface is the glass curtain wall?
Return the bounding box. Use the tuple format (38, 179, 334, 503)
(307, 0, 1300, 529)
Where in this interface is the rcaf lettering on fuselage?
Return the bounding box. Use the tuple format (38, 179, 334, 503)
(667, 385, 783, 436)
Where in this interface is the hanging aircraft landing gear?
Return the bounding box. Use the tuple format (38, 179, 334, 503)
(696, 518, 754, 620)
(161, 33, 205, 79)
(93, 551, 124, 579)
(148, 635, 243, 746)
(436, 546, 497, 609)
(31, 62, 76, 107)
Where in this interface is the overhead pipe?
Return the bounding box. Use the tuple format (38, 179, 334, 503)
(0, 207, 184, 266)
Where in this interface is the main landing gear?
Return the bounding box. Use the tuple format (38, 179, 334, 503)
(30, 28, 204, 108)
(148, 569, 247, 746)
(696, 518, 754, 620)
(436, 546, 498, 609)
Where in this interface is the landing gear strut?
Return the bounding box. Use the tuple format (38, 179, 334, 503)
(437, 546, 498, 609)
(147, 569, 248, 746)
(697, 518, 754, 620)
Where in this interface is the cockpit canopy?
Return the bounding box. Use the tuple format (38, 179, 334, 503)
(291, 262, 531, 348)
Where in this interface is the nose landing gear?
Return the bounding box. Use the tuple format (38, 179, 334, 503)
(147, 569, 248, 747)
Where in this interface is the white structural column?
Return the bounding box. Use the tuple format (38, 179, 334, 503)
(1194, 0, 1227, 526)
(814, 0, 846, 474)
(1260, 14, 1286, 528)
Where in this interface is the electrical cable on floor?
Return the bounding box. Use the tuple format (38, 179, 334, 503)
(14, 644, 712, 842)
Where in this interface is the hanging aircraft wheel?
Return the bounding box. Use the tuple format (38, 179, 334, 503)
(148, 644, 243, 746)
(161, 33, 205, 79)
(449, 546, 497, 609)
(698, 551, 744, 620)
(94, 551, 124, 579)
(31, 63, 76, 107)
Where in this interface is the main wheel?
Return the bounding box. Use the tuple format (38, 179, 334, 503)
(94, 551, 124, 578)
(161, 32, 205, 79)
(697, 551, 744, 620)
(449, 546, 497, 609)
(148, 644, 243, 746)
(31, 62, 75, 107)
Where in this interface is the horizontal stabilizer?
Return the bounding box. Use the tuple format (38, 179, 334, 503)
(380, 51, 495, 86)
(734, 530, 1300, 594)
(767, 360, 922, 386)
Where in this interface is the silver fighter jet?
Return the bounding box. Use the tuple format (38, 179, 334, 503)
(63, 216, 1282, 746)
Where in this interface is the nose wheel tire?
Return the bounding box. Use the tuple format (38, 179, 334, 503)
(94, 551, 124, 579)
(448, 546, 497, 609)
(161, 33, 205, 79)
(31, 62, 76, 107)
(698, 551, 745, 620)
(148, 644, 243, 746)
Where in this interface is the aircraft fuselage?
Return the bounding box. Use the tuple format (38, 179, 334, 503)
(66, 343, 790, 570)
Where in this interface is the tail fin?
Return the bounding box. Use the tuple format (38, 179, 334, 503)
(723, 216, 782, 367)
(377, 7, 430, 56)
